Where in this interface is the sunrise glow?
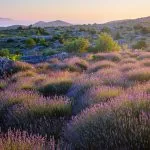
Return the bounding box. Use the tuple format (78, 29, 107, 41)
(0, 0, 150, 24)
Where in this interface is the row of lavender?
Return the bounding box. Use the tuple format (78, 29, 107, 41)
(0, 51, 150, 149)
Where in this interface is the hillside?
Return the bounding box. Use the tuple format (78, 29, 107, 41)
(33, 20, 72, 27)
(104, 16, 150, 27)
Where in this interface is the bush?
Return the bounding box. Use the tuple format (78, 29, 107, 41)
(79, 86, 122, 110)
(0, 80, 7, 90)
(65, 92, 150, 149)
(127, 68, 150, 82)
(0, 49, 10, 58)
(115, 31, 122, 40)
(65, 38, 90, 53)
(25, 38, 36, 47)
(28, 97, 72, 118)
(12, 61, 34, 73)
(38, 79, 72, 96)
(132, 40, 147, 50)
(92, 53, 121, 62)
(42, 48, 58, 56)
(0, 130, 57, 150)
(120, 63, 139, 72)
(0, 90, 72, 138)
(140, 60, 150, 67)
(88, 61, 116, 73)
(39, 38, 48, 46)
(94, 33, 121, 52)
(101, 27, 111, 33)
(63, 57, 89, 72)
(0, 49, 21, 61)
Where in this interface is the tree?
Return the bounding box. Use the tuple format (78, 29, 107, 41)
(115, 32, 122, 40)
(65, 38, 90, 53)
(25, 38, 36, 47)
(95, 32, 121, 52)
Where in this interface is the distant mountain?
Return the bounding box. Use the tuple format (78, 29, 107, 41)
(0, 18, 15, 27)
(0, 18, 13, 21)
(104, 16, 150, 27)
(33, 20, 72, 27)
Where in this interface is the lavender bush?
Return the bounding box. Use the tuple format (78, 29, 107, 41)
(65, 91, 150, 149)
(0, 51, 149, 149)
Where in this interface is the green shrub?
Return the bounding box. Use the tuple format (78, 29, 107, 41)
(65, 38, 90, 53)
(101, 27, 111, 33)
(42, 48, 58, 56)
(0, 49, 20, 61)
(39, 79, 72, 96)
(94, 33, 121, 52)
(9, 54, 21, 61)
(25, 38, 36, 47)
(92, 53, 121, 62)
(0, 80, 7, 90)
(29, 99, 72, 118)
(36, 27, 49, 35)
(0, 49, 10, 57)
(132, 40, 147, 50)
(141, 27, 150, 34)
(39, 38, 48, 46)
(115, 32, 122, 40)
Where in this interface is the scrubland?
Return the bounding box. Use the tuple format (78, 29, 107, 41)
(0, 51, 150, 149)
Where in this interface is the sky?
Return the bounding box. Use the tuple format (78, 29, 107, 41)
(0, 0, 150, 24)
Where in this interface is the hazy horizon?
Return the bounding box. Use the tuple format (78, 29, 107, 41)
(0, 0, 150, 26)
(1, 15, 150, 27)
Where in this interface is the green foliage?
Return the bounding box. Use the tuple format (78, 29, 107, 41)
(141, 27, 150, 34)
(39, 79, 72, 96)
(94, 33, 121, 52)
(9, 54, 21, 61)
(42, 48, 58, 56)
(25, 38, 36, 47)
(39, 38, 48, 46)
(134, 24, 143, 30)
(51, 34, 65, 44)
(132, 40, 147, 50)
(0, 49, 20, 61)
(101, 27, 111, 33)
(65, 38, 90, 53)
(0, 49, 10, 57)
(134, 25, 150, 34)
(36, 27, 49, 35)
(29, 102, 72, 118)
(115, 32, 122, 40)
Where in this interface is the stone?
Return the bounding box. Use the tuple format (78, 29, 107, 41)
(0, 57, 13, 78)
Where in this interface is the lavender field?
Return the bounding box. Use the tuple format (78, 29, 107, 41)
(0, 51, 150, 149)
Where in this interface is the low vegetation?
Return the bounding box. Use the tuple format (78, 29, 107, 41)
(0, 19, 150, 149)
(65, 38, 90, 53)
(94, 32, 121, 52)
(0, 50, 149, 149)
